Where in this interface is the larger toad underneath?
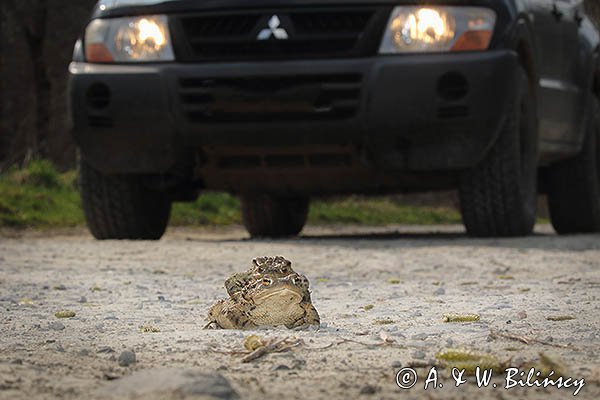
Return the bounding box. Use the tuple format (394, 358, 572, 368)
(206, 256, 320, 329)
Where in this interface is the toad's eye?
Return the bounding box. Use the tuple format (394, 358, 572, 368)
(262, 277, 273, 286)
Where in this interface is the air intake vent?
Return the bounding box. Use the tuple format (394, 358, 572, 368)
(86, 83, 111, 109)
(290, 11, 373, 34)
(215, 152, 355, 170)
(437, 72, 469, 101)
(179, 74, 362, 123)
(174, 8, 378, 61)
(179, 15, 260, 38)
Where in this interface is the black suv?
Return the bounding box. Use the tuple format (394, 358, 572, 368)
(69, 0, 600, 239)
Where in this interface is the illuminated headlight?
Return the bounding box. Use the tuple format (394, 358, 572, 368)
(379, 7, 496, 54)
(85, 15, 174, 62)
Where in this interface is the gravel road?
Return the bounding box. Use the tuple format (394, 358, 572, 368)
(1, 225, 599, 400)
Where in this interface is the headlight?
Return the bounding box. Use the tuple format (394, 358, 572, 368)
(85, 15, 174, 62)
(379, 7, 496, 54)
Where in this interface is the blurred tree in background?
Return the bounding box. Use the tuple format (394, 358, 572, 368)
(589, 0, 600, 21)
(0, 1, 599, 171)
(0, 0, 96, 170)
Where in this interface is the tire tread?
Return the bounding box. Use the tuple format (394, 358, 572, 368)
(79, 159, 171, 240)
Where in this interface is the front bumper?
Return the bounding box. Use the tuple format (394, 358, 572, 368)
(69, 50, 518, 175)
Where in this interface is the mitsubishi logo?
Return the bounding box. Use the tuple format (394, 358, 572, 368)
(257, 15, 289, 40)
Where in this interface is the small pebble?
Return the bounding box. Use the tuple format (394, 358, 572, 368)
(517, 311, 527, 320)
(434, 287, 445, 295)
(78, 349, 90, 356)
(391, 361, 402, 368)
(412, 350, 426, 359)
(49, 322, 65, 331)
(118, 350, 136, 367)
(78, 296, 87, 303)
(53, 284, 66, 291)
(360, 385, 378, 395)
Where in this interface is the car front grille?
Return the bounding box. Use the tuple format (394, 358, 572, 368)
(171, 7, 387, 61)
(178, 74, 363, 123)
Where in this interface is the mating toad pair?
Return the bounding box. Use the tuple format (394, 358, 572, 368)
(206, 256, 320, 329)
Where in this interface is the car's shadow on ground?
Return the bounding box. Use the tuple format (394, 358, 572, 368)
(298, 231, 467, 241)
(289, 230, 597, 251)
(181, 225, 599, 252)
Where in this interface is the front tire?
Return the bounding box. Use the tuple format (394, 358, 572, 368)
(459, 67, 538, 237)
(546, 98, 600, 234)
(79, 158, 171, 240)
(241, 194, 309, 238)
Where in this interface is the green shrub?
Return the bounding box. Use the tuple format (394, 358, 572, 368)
(0, 160, 463, 229)
(21, 160, 62, 188)
(0, 161, 82, 227)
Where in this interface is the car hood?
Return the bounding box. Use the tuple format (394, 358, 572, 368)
(94, 0, 512, 18)
(98, 0, 175, 9)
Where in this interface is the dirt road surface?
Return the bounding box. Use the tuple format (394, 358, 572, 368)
(1, 225, 599, 400)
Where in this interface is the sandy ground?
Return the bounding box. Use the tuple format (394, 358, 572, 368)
(0, 224, 599, 400)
